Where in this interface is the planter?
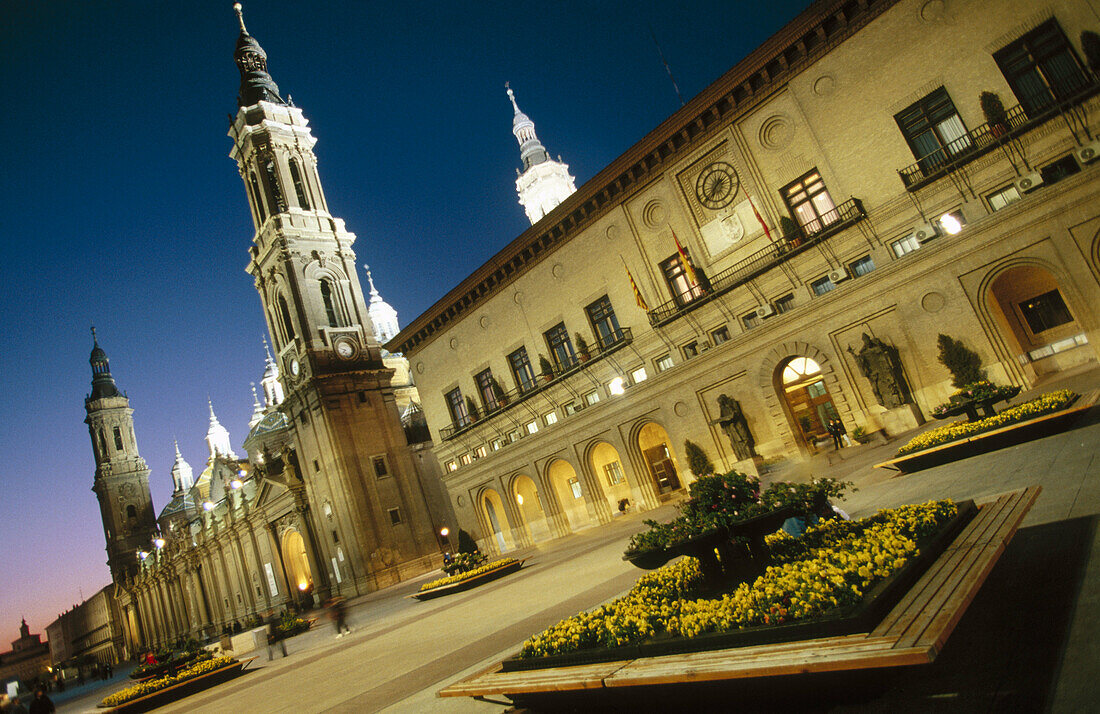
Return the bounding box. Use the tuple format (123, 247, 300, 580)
(101, 659, 250, 713)
(413, 559, 525, 600)
(502, 502, 976, 673)
(933, 386, 1021, 422)
(622, 549, 676, 570)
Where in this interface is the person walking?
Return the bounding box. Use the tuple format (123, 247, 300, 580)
(27, 687, 54, 714)
(329, 596, 350, 637)
(827, 418, 843, 450)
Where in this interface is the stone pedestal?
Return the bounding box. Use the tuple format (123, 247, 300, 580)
(875, 403, 924, 437)
(730, 456, 764, 478)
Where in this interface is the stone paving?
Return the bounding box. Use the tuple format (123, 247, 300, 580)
(60, 365, 1100, 713)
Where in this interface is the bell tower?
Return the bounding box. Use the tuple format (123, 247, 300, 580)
(85, 329, 156, 583)
(227, 4, 440, 594)
(507, 84, 577, 225)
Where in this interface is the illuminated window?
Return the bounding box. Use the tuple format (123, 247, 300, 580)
(781, 169, 837, 235)
(631, 367, 648, 383)
(568, 477, 583, 499)
(584, 391, 600, 406)
(525, 420, 539, 435)
(445, 460, 457, 472)
(655, 355, 673, 372)
(460, 453, 473, 465)
(891, 233, 921, 258)
(607, 377, 625, 395)
(987, 185, 1022, 212)
(661, 251, 705, 306)
(474, 445, 487, 459)
(543, 411, 558, 426)
(604, 461, 625, 486)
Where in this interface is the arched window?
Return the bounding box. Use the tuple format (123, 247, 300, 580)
(126, 504, 137, 521)
(249, 173, 266, 223)
(289, 158, 311, 210)
(320, 279, 339, 327)
(113, 426, 124, 450)
(268, 309, 283, 344)
(264, 159, 286, 212)
(278, 295, 297, 342)
(99, 428, 108, 455)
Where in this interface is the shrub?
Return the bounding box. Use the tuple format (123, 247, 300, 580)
(457, 528, 478, 554)
(683, 440, 715, 477)
(574, 332, 590, 356)
(979, 91, 1008, 127)
(1082, 31, 1100, 73)
(779, 215, 798, 238)
(538, 354, 554, 377)
(937, 334, 984, 388)
(442, 550, 487, 576)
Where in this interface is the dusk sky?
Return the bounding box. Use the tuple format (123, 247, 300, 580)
(1, 0, 811, 645)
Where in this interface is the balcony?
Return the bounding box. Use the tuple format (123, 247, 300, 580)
(647, 198, 867, 327)
(898, 78, 1100, 191)
(438, 327, 634, 441)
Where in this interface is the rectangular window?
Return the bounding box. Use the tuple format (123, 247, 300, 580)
(1019, 289, 1074, 334)
(543, 411, 558, 426)
(604, 461, 625, 486)
(586, 295, 623, 350)
(631, 367, 648, 383)
(568, 477, 583, 499)
(660, 251, 704, 306)
(848, 255, 876, 277)
(994, 19, 1089, 117)
(490, 438, 505, 451)
(543, 322, 576, 370)
(781, 169, 837, 235)
(894, 87, 971, 175)
(564, 401, 581, 416)
(742, 312, 760, 330)
(507, 429, 521, 443)
(583, 390, 600, 406)
(460, 453, 473, 465)
(474, 445, 487, 459)
(655, 354, 674, 372)
(113, 426, 124, 450)
(474, 368, 500, 412)
(445, 460, 457, 472)
(388, 508, 402, 526)
(607, 377, 626, 395)
(987, 184, 1022, 212)
(1040, 154, 1081, 185)
(774, 294, 796, 314)
(372, 455, 388, 478)
(444, 387, 470, 428)
(682, 341, 700, 359)
(891, 233, 921, 258)
(525, 420, 539, 435)
(710, 325, 731, 344)
(508, 347, 536, 394)
(810, 276, 835, 296)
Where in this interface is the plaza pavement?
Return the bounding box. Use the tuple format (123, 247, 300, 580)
(61, 364, 1100, 713)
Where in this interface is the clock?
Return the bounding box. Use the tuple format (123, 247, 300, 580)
(334, 337, 357, 360)
(694, 161, 739, 209)
(288, 358, 300, 377)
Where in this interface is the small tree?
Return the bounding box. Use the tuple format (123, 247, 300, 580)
(464, 395, 479, 421)
(979, 91, 1008, 129)
(937, 334, 984, 387)
(1082, 31, 1100, 74)
(456, 528, 479, 554)
(574, 332, 590, 357)
(779, 215, 798, 239)
(684, 439, 715, 477)
(538, 354, 555, 378)
(489, 374, 506, 403)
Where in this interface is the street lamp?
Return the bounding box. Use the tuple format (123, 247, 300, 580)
(202, 501, 215, 512)
(153, 537, 166, 549)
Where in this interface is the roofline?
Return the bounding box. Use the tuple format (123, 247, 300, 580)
(388, 0, 898, 356)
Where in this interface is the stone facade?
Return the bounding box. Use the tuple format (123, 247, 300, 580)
(45, 586, 126, 667)
(0, 620, 50, 686)
(389, 0, 1100, 552)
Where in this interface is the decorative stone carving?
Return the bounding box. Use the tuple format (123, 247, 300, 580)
(848, 333, 911, 408)
(717, 394, 757, 461)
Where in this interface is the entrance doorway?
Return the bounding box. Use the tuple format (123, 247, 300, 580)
(637, 423, 682, 494)
(479, 489, 513, 552)
(779, 357, 838, 450)
(280, 529, 313, 596)
(547, 459, 591, 530)
(511, 475, 549, 542)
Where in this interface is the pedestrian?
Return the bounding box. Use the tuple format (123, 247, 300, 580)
(27, 687, 54, 714)
(827, 418, 842, 450)
(835, 418, 852, 447)
(267, 628, 288, 660)
(329, 596, 350, 637)
(7, 695, 28, 714)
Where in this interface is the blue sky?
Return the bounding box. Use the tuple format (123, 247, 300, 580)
(0, 0, 811, 643)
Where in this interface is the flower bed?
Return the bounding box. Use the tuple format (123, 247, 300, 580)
(414, 558, 525, 600)
(930, 380, 1020, 419)
(100, 656, 240, 708)
(898, 389, 1077, 456)
(506, 500, 967, 671)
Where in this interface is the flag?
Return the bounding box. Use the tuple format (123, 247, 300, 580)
(672, 229, 699, 286)
(747, 194, 774, 242)
(621, 257, 649, 312)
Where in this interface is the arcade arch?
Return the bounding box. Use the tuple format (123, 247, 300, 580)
(636, 423, 683, 495)
(588, 441, 632, 513)
(510, 474, 550, 542)
(546, 459, 592, 530)
(479, 488, 514, 553)
(280, 529, 313, 595)
(776, 356, 839, 451)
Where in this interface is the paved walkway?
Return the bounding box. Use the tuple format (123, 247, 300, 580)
(61, 365, 1100, 713)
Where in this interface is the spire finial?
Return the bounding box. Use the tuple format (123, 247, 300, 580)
(506, 82, 521, 114)
(174, 439, 181, 457)
(251, 382, 261, 405)
(208, 398, 216, 420)
(91, 325, 98, 344)
(262, 335, 274, 361)
(233, 3, 247, 33)
(365, 265, 379, 296)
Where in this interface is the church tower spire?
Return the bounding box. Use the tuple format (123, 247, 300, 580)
(506, 84, 577, 225)
(84, 330, 155, 582)
(227, 5, 445, 599)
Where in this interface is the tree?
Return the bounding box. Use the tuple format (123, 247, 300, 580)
(538, 354, 555, 378)
(456, 528, 479, 554)
(937, 334, 984, 387)
(979, 91, 1008, 130)
(1082, 31, 1100, 73)
(683, 439, 715, 477)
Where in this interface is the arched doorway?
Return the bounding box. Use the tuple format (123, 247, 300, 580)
(479, 489, 514, 552)
(986, 265, 1094, 376)
(280, 529, 313, 596)
(637, 423, 683, 495)
(511, 475, 550, 542)
(589, 442, 632, 513)
(547, 459, 591, 530)
(777, 357, 838, 451)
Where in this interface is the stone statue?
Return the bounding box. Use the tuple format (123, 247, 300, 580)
(717, 394, 757, 461)
(848, 333, 910, 409)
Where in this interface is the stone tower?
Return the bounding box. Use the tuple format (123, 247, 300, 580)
(85, 330, 156, 582)
(507, 85, 577, 225)
(226, 4, 440, 595)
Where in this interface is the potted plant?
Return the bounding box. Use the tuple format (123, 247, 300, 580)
(979, 91, 1009, 137)
(1081, 31, 1100, 75)
(489, 375, 508, 406)
(779, 215, 801, 247)
(538, 354, 555, 383)
(574, 333, 591, 361)
(464, 396, 480, 423)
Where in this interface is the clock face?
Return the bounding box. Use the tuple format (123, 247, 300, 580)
(289, 359, 300, 377)
(695, 161, 739, 209)
(334, 338, 356, 360)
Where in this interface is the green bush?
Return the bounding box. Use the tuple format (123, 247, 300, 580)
(937, 334, 984, 388)
(683, 439, 715, 477)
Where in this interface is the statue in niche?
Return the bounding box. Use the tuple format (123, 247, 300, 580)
(717, 394, 757, 461)
(848, 333, 911, 409)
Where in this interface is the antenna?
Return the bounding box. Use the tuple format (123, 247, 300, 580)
(649, 25, 685, 107)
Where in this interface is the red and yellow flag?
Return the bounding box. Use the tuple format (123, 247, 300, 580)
(747, 194, 774, 242)
(620, 256, 649, 312)
(672, 229, 699, 286)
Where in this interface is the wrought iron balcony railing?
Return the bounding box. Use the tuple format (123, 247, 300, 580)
(898, 77, 1100, 191)
(438, 327, 634, 441)
(647, 198, 867, 327)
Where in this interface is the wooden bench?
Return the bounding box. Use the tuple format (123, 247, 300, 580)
(438, 486, 1041, 700)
